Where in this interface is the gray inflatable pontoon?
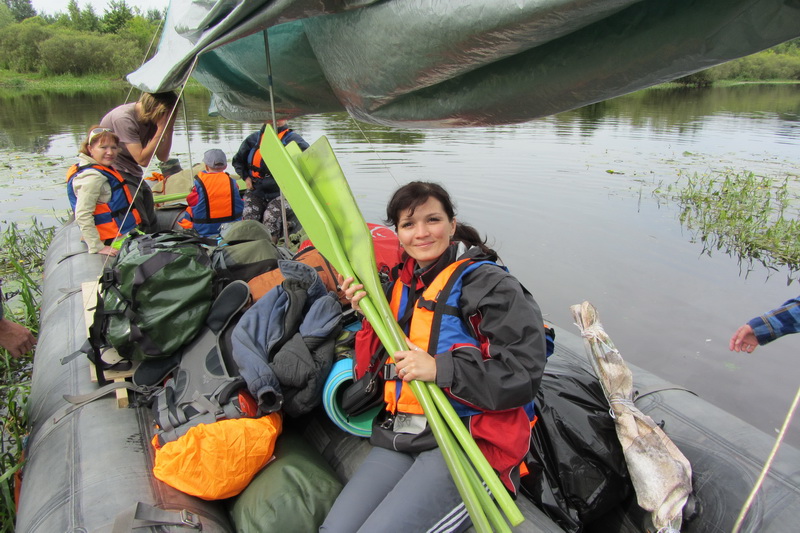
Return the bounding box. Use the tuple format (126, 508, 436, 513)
(15, 221, 800, 532)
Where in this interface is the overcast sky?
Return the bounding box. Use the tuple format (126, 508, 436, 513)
(31, 0, 168, 16)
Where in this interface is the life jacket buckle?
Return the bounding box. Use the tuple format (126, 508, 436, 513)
(380, 415, 395, 430)
(384, 363, 398, 380)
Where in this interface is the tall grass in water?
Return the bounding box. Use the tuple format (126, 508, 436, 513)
(657, 170, 800, 283)
(0, 220, 54, 532)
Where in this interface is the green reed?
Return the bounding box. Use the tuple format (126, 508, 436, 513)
(1, 219, 54, 532)
(656, 170, 800, 283)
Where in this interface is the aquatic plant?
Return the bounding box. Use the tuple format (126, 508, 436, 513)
(0, 219, 53, 532)
(656, 170, 800, 283)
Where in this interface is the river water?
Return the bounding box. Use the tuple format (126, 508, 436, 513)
(1, 84, 799, 447)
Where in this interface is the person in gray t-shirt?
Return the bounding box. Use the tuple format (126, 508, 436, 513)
(99, 91, 179, 232)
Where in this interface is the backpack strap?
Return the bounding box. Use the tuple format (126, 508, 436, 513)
(112, 502, 202, 532)
(52, 380, 153, 424)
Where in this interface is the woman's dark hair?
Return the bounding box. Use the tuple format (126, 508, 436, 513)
(385, 181, 497, 259)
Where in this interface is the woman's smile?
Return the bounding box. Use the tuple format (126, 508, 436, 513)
(397, 196, 456, 268)
(89, 142, 119, 166)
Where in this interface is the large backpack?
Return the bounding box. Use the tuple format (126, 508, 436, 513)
(247, 224, 402, 304)
(210, 220, 281, 283)
(151, 280, 256, 445)
(91, 232, 216, 369)
(248, 244, 345, 303)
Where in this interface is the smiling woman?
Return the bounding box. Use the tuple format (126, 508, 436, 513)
(65, 126, 141, 256)
(331, 180, 548, 532)
(394, 195, 457, 268)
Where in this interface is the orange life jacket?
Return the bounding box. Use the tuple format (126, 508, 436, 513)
(66, 163, 141, 241)
(383, 257, 536, 493)
(249, 128, 289, 179)
(190, 170, 244, 236)
(384, 258, 486, 415)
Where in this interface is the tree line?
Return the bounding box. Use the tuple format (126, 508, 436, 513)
(0, 0, 164, 77)
(1, 0, 799, 83)
(677, 38, 800, 86)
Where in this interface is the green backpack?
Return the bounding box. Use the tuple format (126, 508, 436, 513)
(97, 232, 216, 363)
(210, 220, 282, 282)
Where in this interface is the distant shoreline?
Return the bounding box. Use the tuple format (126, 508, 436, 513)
(0, 71, 208, 92)
(2, 70, 797, 94)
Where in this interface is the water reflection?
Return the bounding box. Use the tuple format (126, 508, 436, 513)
(1, 84, 798, 152)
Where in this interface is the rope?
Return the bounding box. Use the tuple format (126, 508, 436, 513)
(124, 11, 166, 105)
(731, 382, 800, 533)
(262, 29, 290, 246)
(181, 97, 194, 172)
(346, 115, 401, 188)
(607, 396, 636, 419)
(578, 322, 612, 346)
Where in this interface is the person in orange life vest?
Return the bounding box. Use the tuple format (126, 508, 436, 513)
(179, 149, 244, 237)
(99, 91, 179, 233)
(232, 119, 309, 242)
(66, 127, 141, 257)
(323, 182, 547, 533)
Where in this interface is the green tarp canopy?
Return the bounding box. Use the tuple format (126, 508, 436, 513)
(129, 0, 800, 127)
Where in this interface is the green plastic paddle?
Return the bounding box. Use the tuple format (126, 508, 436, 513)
(152, 191, 189, 204)
(260, 126, 522, 530)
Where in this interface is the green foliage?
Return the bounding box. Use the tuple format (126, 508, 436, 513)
(656, 171, 800, 283)
(675, 39, 800, 85)
(3, 0, 35, 23)
(144, 8, 166, 23)
(0, 17, 49, 72)
(0, 0, 163, 77)
(117, 15, 162, 58)
(66, 0, 100, 32)
(675, 70, 715, 87)
(709, 50, 800, 81)
(0, 3, 14, 29)
(771, 37, 800, 54)
(0, 219, 52, 530)
(38, 29, 139, 77)
(102, 0, 134, 34)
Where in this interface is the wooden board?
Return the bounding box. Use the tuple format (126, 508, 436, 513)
(81, 281, 138, 407)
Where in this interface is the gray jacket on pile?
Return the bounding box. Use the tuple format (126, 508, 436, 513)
(231, 261, 343, 417)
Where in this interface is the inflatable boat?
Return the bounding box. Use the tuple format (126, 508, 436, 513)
(15, 2, 800, 529)
(15, 219, 800, 532)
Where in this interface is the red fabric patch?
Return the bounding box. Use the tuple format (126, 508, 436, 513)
(354, 320, 383, 378)
(469, 408, 531, 493)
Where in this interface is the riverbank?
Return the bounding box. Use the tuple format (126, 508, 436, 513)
(1, 68, 798, 94)
(0, 70, 209, 93)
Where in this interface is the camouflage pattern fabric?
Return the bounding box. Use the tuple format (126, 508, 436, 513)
(242, 191, 300, 241)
